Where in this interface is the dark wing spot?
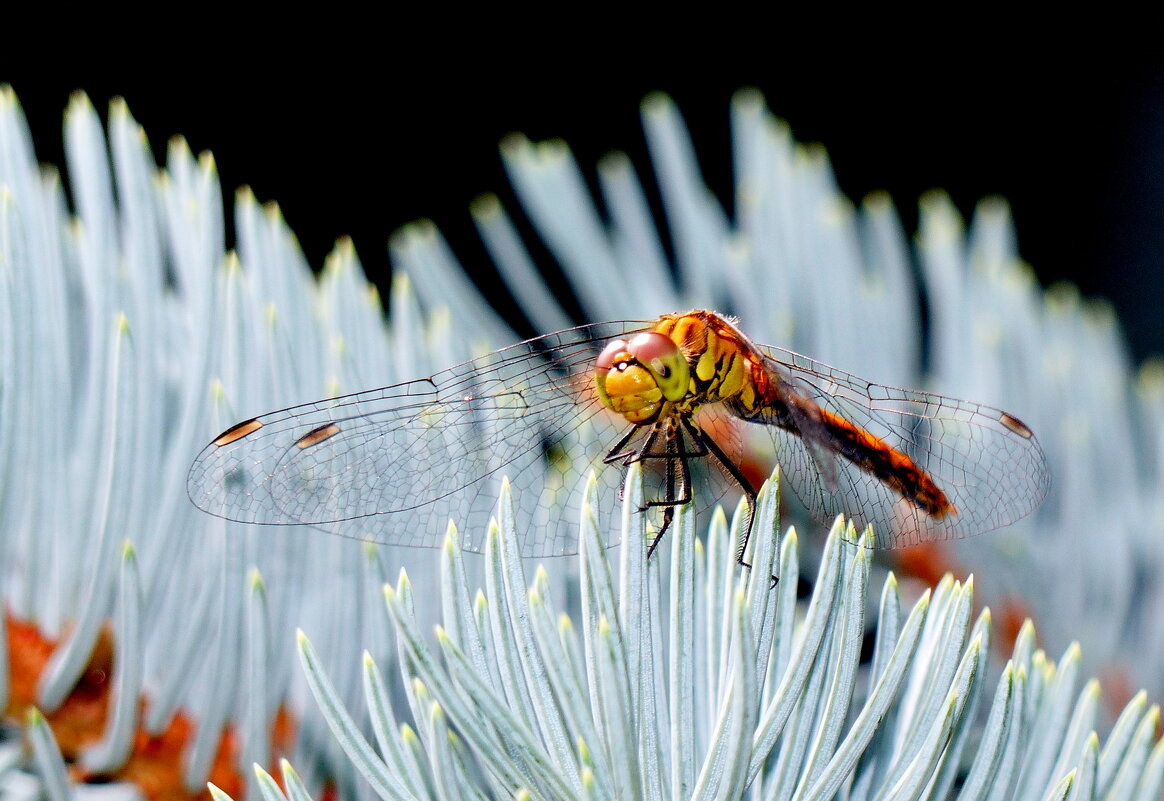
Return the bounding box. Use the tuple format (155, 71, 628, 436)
(213, 418, 264, 446)
(295, 423, 342, 450)
(998, 412, 1034, 439)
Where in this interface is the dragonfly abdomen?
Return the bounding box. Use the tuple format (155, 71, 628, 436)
(729, 389, 955, 520)
(816, 409, 954, 518)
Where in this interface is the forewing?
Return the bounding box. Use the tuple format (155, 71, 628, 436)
(752, 344, 1051, 548)
(187, 321, 647, 555)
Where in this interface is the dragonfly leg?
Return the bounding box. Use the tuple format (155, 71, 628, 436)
(680, 417, 774, 585)
(651, 506, 674, 556)
(606, 418, 706, 559)
(613, 420, 671, 500)
(643, 420, 697, 558)
(603, 424, 642, 465)
(643, 425, 694, 505)
(646, 449, 693, 558)
(606, 423, 661, 502)
(642, 456, 694, 508)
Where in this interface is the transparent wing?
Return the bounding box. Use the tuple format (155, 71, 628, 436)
(749, 344, 1051, 548)
(187, 321, 649, 556)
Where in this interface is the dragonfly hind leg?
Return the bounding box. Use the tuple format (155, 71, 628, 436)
(679, 418, 774, 585)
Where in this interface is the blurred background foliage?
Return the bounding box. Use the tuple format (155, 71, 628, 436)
(7, 43, 1164, 356)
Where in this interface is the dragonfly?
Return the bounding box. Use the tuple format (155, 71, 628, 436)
(187, 310, 1051, 561)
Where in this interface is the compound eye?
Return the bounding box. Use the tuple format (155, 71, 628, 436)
(597, 338, 631, 372)
(627, 332, 689, 402)
(594, 336, 663, 422)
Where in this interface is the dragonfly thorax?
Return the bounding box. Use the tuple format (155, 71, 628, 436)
(595, 332, 691, 424)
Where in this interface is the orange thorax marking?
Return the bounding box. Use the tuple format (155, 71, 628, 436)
(652, 311, 769, 414)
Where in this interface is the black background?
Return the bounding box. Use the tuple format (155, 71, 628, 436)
(7, 44, 1164, 360)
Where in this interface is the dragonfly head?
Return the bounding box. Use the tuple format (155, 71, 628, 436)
(595, 332, 690, 424)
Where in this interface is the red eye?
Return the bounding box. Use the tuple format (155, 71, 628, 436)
(626, 332, 679, 364)
(597, 339, 631, 371)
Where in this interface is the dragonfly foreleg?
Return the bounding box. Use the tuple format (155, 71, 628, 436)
(603, 424, 642, 466)
(608, 423, 666, 502)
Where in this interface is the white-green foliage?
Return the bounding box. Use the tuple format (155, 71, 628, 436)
(0, 88, 451, 799)
(218, 469, 1160, 801)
